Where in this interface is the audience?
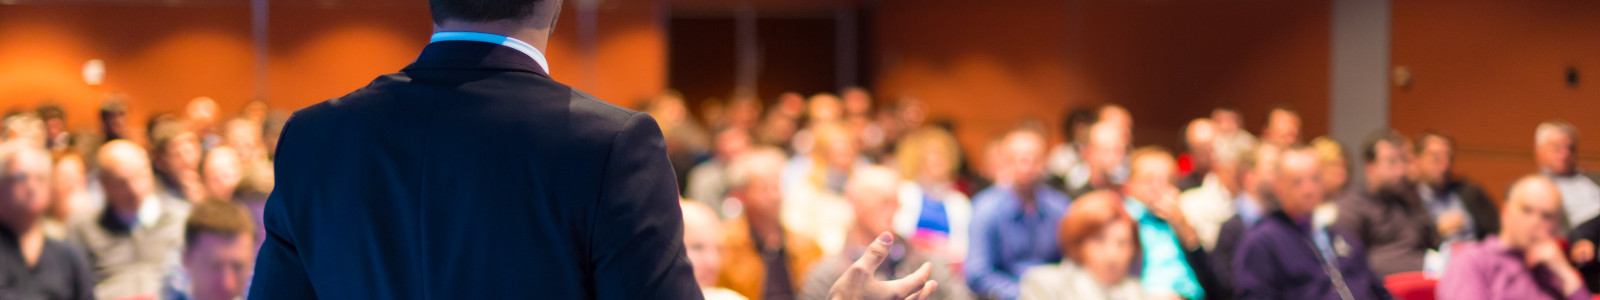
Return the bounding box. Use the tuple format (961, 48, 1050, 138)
(45, 153, 88, 239)
(164, 201, 256, 300)
(66, 140, 192, 299)
(1181, 124, 1247, 251)
(1334, 129, 1438, 277)
(1437, 174, 1589, 300)
(1210, 142, 1282, 299)
(184, 97, 221, 150)
(682, 200, 747, 300)
(687, 126, 753, 219)
(1533, 121, 1600, 231)
(100, 100, 132, 143)
(1178, 118, 1218, 191)
(1310, 137, 1350, 198)
(0, 143, 96, 300)
(1066, 121, 1129, 198)
(1234, 144, 1390, 299)
(1019, 190, 1144, 300)
(1211, 107, 1255, 152)
(199, 146, 243, 203)
(1260, 106, 1301, 146)
(149, 114, 206, 203)
(891, 127, 972, 268)
(1122, 147, 1212, 300)
(782, 121, 865, 255)
(966, 127, 1071, 300)
(1410, 131, 1500, 243)
(719, 147, 824, 300)
(1046, 107, 1096, 183)
(800, 166, 972, 300)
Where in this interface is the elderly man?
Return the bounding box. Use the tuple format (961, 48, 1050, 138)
(719, 147, 824, 300)
(0, 143, 95, 299)
(1234, 144, 1390, 299)
(1410, 132, 1499, 244)
(1178, 118, 1218, 191)
(1122, 147, 1218, 300)
(800, 166, 972, 300)
(1181, 122, 1246, 252)
(1532, 121, 1600, 230)
(66, 140, 191, 299)
(199, 146, 243, 203)
(1334, 129, 1438, 277)
(1438, 175, 1588, 299)
(967, 128, 1072, 300)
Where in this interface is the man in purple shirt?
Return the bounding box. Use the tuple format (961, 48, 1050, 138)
(1437, 174, 1589, 300)
(967, 128, 1071, 299)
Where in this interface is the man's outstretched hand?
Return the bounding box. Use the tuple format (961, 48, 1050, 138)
(828, 233, 938, 300)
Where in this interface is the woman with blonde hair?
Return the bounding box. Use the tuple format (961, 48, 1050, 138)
(891, 127, 973, 268)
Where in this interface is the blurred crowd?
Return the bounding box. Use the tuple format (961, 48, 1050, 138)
(3, 87, 1598, 300)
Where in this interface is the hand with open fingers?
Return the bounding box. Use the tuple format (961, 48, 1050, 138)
(828, 233, 939, 300)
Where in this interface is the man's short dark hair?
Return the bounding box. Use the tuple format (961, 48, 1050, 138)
(1062, 107, 1097, 141)
(184, 201, 257, 251)
(36, 103, 64, 122)
(430, 0, 559, 27)
(1361, 129, 1408, 163)
(1415, 131, 1454, 155)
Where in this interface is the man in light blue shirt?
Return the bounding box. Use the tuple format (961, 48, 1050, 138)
(967, 128, 1071, 300)
(1122, 147, 1208, 300)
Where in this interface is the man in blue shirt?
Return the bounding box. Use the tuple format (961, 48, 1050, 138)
(1122, 147, 1213, 300)
(967, 128, 1071, 299)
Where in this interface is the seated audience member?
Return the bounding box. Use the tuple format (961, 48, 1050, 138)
(0, 143, 95, 299)
(1334, 129, 1438, 277)
(782, 121, 865, 255)
(719, 147, 824, 300)
(2, 113, 47, 149)
(1210, 142, 1282, 299)
(800, 166, 972, 300)
(66, 140, 192, 299)
(1065, 121, 1129, 198)
(967, 127, 1071, 300)
(163, 201, 256, 300)
(45, 153, 89, 239)
(1020, 191, 1144, 300)
(36, 104, 70, 154)
(1438, 174, 1589, 300)
(1181, 128, 1248, 251)
(1122, 147, 1216, 300)
(1234, 144, 1390, 299)
(1310, 137, 1350, 198)
(149, 114, 205, 202)
(100, 100, 133, 143)
(199, 146, 243, 203)
(1259, 106, 1301, 146)
(184, 97, 221, 150)
(1046, 107, 1096, 181)
(1410, 132, 1499, 243)
(1178, 118, 1218, 191)
(231, 166, 273, 248)
(222, 118, 266, 167)
(1211, 107, 1256, 152)
(1531, 121, 1600, 229)
(687, 126, 752, 219)
(891, 127, 972, 267)
(682, 200, 748, 300)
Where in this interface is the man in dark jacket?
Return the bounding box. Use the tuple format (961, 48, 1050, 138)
(1410, 132, 1500, 242)
(1334, 130, 1438, 277)
(1235, 145, 1391, 300)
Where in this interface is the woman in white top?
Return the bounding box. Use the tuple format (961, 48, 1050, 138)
(890, 127, 972, 268)
(1021, 191, 1148, 300)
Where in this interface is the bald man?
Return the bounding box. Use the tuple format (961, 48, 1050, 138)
(0, 143, 95, 299)
(66, 140, 191, 300)
(1438, 175, 1588, 300)
(800, 166, 972, 300)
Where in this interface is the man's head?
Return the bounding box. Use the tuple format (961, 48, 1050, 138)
(812, 121, 860, 171)
(98, 140, 156, 214)
(1210, 137, 1247, 196)
(1240, 142, 1283, 200)
(49, 153, 86, 221)
(200, 147, 243, 203)
(1500, 175, 1564, 250)
(1262, 106, 1301, 146)
(1211, 107, 1243, 138)
(99, 99, 130, 141)
(224, 118, 263, 164)
(841, 87, 873, 119)
(233, 166, 274, 247)
(679, 200, 724, 288)
(2, 113, 46, 149)
(807, 93, 844, 123)
(1126, 147, 1177, 206)
(150, 115, 201, 178)
(1274, 145, 1324, 219)
(430, 0, 562, 30)
(1001, 127, 1048, 188)
(0, 143, 52, 230)
(185, 97, 219, 133)
(1185, 118, 1218, 172)
(845, 166, 901, 241)
(713, 127, 751, 162)
(1062, 107, 1098, 145)
(1535, 121, 1579, 176)
(182, 201, 257, 300)
(1083, 121, 1129, 182)
(1412, 132, 1455, 187)
(1362, 129, 1411, 193)
(35, 104, 65, 141)
(727, 147, 787, 222)
(1097, 104, 1132, 133)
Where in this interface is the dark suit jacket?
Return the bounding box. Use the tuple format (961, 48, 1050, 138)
(247, 41, 702, 299)
(1440, 178, 1501, 241)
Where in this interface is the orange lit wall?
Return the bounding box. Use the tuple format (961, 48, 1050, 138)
(0, 2, 666, 139)
(1391, 1, 1600, 201)
(873, 0, 1331, 165)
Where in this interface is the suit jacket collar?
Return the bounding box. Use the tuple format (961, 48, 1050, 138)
(402, 41, 550, 78)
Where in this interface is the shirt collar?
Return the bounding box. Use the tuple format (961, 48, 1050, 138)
(430, 31, 550, 75)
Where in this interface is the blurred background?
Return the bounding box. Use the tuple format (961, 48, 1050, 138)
(2, 0, 1599, 199)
